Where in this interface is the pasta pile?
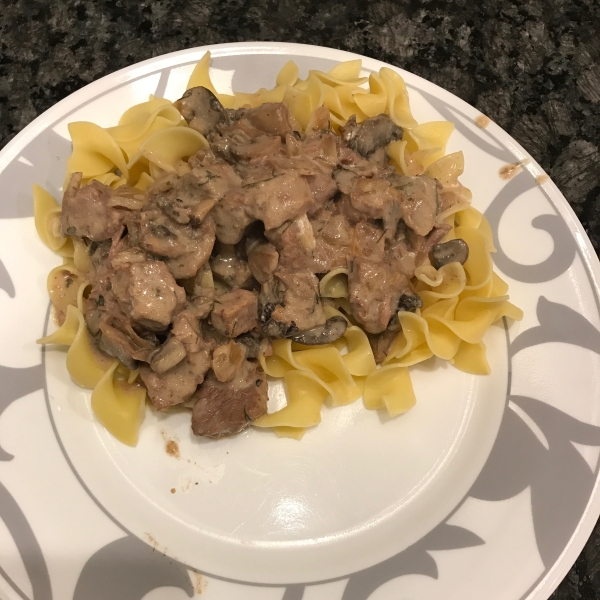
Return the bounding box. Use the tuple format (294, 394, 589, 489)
(35, 53, 522, 444)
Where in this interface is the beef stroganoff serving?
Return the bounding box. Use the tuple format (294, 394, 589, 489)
(35, 53, 522, 445)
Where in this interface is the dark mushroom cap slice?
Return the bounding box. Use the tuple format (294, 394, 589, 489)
(288, 316, 348, 346)
(174, 86, 227, 136)
(430, 238, 469, 269)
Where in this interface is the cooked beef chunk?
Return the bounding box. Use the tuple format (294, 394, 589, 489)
(341, 114, 403, 159)
(150, 167, 237, 225)
(352, 221, 386, 261)
(236, 162, 276, 187)
(210, 243, 254, 290)
(304, 106, 333, 135)
(169, 225, 215, 280)
(170, 312, 200, 355)
(390, 174, 440, 236)
(302, 129, 338, 166)
(246, 171, 315, 230)
(237, 136, 283, 161)
(152, 177, 207, 226)
(244, 102, 296, 139)
(349, 176, 403, 236)
(110, 247, 148, 269)
(333, 168, 358, 194)
(112, 260, 186, 331)
(108, 185, 149, 211)
(348, 257, 410, 334)
(141, 348, 211, 410)
(305, 173, 338, 212)
(247, 242, 279, 283)
(305, 210, 353, 273)
(61, 173, 127, 241)
(260, 269, 325, 334)
(191, 360, 268, 437)
(337, 146, 387, 177)
(210, 188, 257, 244)
(139, 204, 211, 258)
(210, 289, 258, 337)
(265, 213, 316, 271)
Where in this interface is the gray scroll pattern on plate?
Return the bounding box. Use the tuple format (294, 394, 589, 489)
(0, 57, 599, 599)
(72, 536, 193, 600)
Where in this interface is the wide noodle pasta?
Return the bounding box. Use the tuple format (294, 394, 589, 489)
(36, 52, 522, 444)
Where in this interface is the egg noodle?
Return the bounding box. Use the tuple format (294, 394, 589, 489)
(35, 53, 523, 444)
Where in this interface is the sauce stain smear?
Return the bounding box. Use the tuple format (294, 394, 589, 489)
(166, 439, 180, 458)
(499, 159, 530, 180)
(194, 572, 207, 594)
(536, 174, 549, 185)
(475, 115, 491, 128)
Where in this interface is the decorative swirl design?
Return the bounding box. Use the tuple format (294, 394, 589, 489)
(0, 480, 52, 600)
(339, 524, 484, 600)
(484, 172, 578, 283)
(470, 395, 600, 569)
(282, 585, 306, 600)
(0, 258, 14, 298)
(510, 296, 600, 357)
(0, 130, 71, 219)
(0, 364, 44, 461)
(73, 535, 193, 600)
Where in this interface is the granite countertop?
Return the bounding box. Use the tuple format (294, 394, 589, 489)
(1, 0, 599, 597)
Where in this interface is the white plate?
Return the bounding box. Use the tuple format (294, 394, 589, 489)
(0, 42, 599, 600)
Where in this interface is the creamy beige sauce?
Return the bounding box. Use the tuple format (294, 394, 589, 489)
(475, 115, 491, 128)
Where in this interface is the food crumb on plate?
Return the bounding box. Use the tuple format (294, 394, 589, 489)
(475, 114, 491, 128)
(165, 439, 180, 459)
(144, 532, 168, 554)
(536, 174, 549, 185)
(499, 158, 530, 180)
(193, 571, 207, 594)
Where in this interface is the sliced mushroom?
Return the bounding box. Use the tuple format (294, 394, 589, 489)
(96, 320, 158, 370)
(236, 330, 263, 358)
(430, 238, 469, 269)
(96, 325, 139, 371)
(210, 243, 254, 290)
(150, 336, 187, 374)
(261, 313, 299, 339)
(288, 316, 347, 346)
(174, 87, 227, 136)
(397, 292, 423, 313)
(341, 114, 403, 159)
(212, 341, 247, 382)
(247, 242, 279, 284)
(367, 329, 397, 364)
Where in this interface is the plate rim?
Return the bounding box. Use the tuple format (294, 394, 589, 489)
(1, 41, 600, 600)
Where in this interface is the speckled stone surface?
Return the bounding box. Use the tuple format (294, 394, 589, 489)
(1, 0, 600, 597)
